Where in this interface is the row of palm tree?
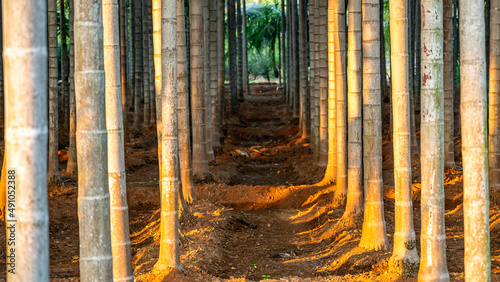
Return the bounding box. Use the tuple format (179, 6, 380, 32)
(1, 0, 498, 281)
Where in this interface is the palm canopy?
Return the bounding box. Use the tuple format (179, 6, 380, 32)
(245, 2, 281, 53)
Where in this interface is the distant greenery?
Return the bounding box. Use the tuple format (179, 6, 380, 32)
(245, 2, 281, 80)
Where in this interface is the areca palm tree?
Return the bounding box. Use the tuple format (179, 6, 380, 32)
(102, 0, 133, 279)
(418, 0, 449, 278)
(340, 0, 363, 228)
(75, 0, 113, 279)
(48, 0, 60, 183)
(191, 0, 212, 180)
(333, 0, 348, 204)
(155, 0, 182, 270)
(4, 0, 49, 279)
(461, 0, 490, 279)
(323, 0, 336, 184)
(359, 0, 388, 252)
(389, 0, 419, 275)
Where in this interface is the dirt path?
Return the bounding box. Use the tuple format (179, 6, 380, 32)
(1, 83, 499, 281)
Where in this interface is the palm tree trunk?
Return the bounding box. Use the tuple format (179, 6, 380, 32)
(128, 0, 135, 128)
(156, 0, 181, 270)
(120, 0, 130, 142)
(298, 0, 310, 141)
(48, 0, 60, 183)
(236, 0, 244, 101)
(318, 1, 328, 168)
(408, 0, 418, 156)
(242, 0, 250, 96)
(443, 0, 454, 169)
(340, 0, 364, 228)
(389, 0, 419, 275)
(142, 0, 151, 130)
(210, 0, 221, 149)
(418, 0, 449, 278)
(281, 0, 288, 99)
(490, 0, 500, 204)
(228, 0, 238, 112)
(133, 0, 143, 135)
(204, 0, 215, 162)
(149, 16, 156, 128)
(4, 0, 50, 279)
(75, 0, 113, 279)
(333, 0, 348, 204)
(292, 0, 299, 117)
(309, 0, 317, 152)
(153, 0, 162, 195)
(178, 0, 196, 203)
(359, 0, 388, 252)
(414, 0, 421, 112)
(217, 0, 225, 140)
(61, 0, 70, 131)
(460, 0, 490, 280)
(67, 0, 77, 175)
(102, 0, 133, 279)
(323, 0, 337, 184)
(191, 0, 213, 180)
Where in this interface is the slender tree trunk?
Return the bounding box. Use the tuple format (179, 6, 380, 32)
(309, 0, 318, 154)
(292, 0, 300, 117)
(191, 0, 212, 180)
(209, 0, 221, 149)
(4, 0, 50, 279)
(452, 0, 460, 137)
(217, 0, 225, 140)
(48, 0, 60, 183)
(120, 0, 129, 142)
(460, 0, 490, 280)
(490, 0, 500, 204)
(323, 0, 337, 184)
(389, 0, 420, 275)
(178, 0, 196, 203)
(339, 0, 364, 227)
(359, 0, 389, 252)
(155, 0, 181, 270)
(67, 0, 78, 175)
(281, 0, 287, 100)
(318, 1, 328, 168)
(414, 0, 421, 112)
(204, 0, 215, 162)
(102, 0, 133, 280)
(443, 0, 454, 169)
(242, 0, 250, 96)
(142, 0, 151, 130)
(128, 0, 135, 131)
(228, 0, 238, 112)
(149, 15, 156, 128)
(236, 0, 244, 101)
(75, 0, 113, 279)
(408, 0, 418, 156)
(61, 0, 70, 131)
(299, 0, 310, 141)
(333, 0, 348, 204)
(418, 0, 450, 279)
(133, 0, 143, 135)
(153, 0, 164, 203)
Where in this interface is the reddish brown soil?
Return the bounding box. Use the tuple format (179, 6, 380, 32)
(0, 83, 499, 281)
